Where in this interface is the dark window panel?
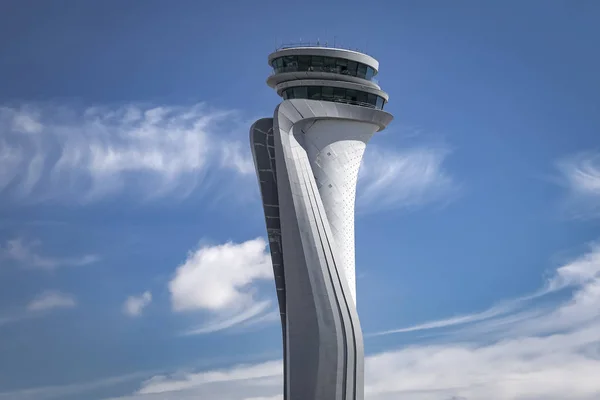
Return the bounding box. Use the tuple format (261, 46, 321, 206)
(281, 86, 383, 109)
(311, 56, 324, 72)
(273, 55, 376, 81)
(357, 64, 368, 79)
(323, 57, 336, 73)
(273, 58, 284, 71)
(308, 86, 321, 100)
(366, 67, 375, 80)
(322, 86, 334, 100)
(293, 86, 308, 99)
(337, 58, 348, 75)
(357, 91, 368, 104)
(347, 61, 358, 77)
(298, 55, 311, 70)
(333, 87, 346, 100)
(346, 89, 358, 102)
(367, 93, 377, 106)
(283, 55, 298, 71)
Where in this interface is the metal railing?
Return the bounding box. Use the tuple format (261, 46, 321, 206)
(275, 41, 372, 56)
(332, 98, 379, 109)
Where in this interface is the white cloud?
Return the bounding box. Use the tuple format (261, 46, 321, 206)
(0, 237, 99, 270)
(368, 301, 522, 337)
(4, 242, 600, 399)
(168, 238, 274, 334)
(0, 103, 253, 202)
(220, 141, 255, 175)
(557, 151, 600, 218)
(371, 242, 600, 337)
(358, 145, 457, 213)
(136, 361, 282, 395)
(27, 291, 77, 312)
(123, 291, 152, 317)
(99, 323, 600, 400)
(182, 300, 272, 335)
(362, 327, 600, 400)
(94, 241, 600, 400)
(0, 103, 459, 212)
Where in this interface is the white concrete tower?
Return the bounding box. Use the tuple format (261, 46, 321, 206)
(267, 46, 390, 304)
(251, 44, 393, 400)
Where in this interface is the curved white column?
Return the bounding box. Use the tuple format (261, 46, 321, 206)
(264, 99, 391, 400)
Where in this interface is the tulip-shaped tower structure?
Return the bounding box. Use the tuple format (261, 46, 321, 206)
(250, 45, 393, 400)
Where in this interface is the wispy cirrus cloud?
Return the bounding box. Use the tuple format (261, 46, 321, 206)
(168, 238, 275, 335)
(556, 151, 600, 218)
(26, 290, 77, 312)
(1, 237, 99, 270)
(371, 241, 600, 338)
(358, 144, 458, 213)
(0, 103, 254, 203)
(1, 103, 457, 214)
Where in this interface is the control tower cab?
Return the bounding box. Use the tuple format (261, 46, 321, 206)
(267, 46, 389, 110)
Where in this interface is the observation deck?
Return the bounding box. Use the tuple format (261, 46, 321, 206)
(267, 44, 388, 110)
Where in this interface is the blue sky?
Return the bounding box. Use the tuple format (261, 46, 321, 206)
(1, 0, 599, 399)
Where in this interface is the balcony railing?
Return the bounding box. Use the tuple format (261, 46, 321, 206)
(330, 98, 379, 109)
(275, 41, 373, 56)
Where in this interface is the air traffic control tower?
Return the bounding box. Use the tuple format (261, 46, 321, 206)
(250, 44, 393, 400)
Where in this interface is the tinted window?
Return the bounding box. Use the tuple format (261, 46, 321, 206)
(356, 64, 368, 79)
(312, 56, 324, 70)
(367, 93, 377, 106)
(272, 56, 376, 80)
(347, 61, 358, 77)
(346, 89, 358, 102)
(336, 58, 348, 75)
(357, 91, 368, 104)
(297, 55, 311, 70)
(308, 86, 321, 100)
(323, 57, 336, 72)
(282, 56, 296, 68)
(280, 86, 385, 109)
(333, 87, 345, 100)
(366, 67, 375, 80)
(293, 87, 308, 99)
(322, 86, 334, 101)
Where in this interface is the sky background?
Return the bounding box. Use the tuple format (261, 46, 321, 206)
(1, 0, 600, 399)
